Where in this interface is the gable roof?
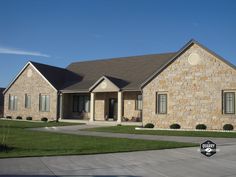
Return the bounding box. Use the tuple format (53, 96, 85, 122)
(64, 52, 176, 92)
(30, 61, 81, 90)
(141, 39, 236, 88)
(4, 39, 235, 94)
(4, 61, 81, 94)
(89, 76, 121, 92)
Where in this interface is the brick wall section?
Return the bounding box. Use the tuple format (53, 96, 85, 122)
(143, 44, 236, 130)
(4, 64, 58, 120)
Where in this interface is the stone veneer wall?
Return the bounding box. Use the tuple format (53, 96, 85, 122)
(94, 92, 116, 120)
(123, 91, 142, 120)
(94, 92, 141, 121)
(142, 44, 236, 130)
(4, 65, 58, 120)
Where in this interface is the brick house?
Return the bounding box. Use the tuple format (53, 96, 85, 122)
(3, 39, 236, 129)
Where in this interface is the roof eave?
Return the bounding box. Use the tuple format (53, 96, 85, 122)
(3, 61, 58, 94)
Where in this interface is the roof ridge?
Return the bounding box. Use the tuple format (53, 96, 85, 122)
(30, 61, 67, 71)
(68, 52, 177, 65)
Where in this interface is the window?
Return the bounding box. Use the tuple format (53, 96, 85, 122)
(25, 94, 31, 108)
(224, 92, 235, 114)
(39, 94, 50, 112)
(73, 95, 90, 112)
(135, 95, 142, 110)
(157, 93, 167, 114)
(8, 95, 17, 110)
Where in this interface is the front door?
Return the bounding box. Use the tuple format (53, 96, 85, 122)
(108, 98, 117, 119)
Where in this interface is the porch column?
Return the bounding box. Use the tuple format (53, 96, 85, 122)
(59, 93, 63, 120)
(117, 91, 123, 123)
(90, 92, 95, 122)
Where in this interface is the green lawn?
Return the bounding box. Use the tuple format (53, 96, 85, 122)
(0, 120, 196, 158)
(83, 125, 236, 138)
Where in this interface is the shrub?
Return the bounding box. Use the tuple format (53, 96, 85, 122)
(16, 116, 22, 120)
(41, 117, 48, 122)
(117, 124, 122, 126)
(144, 123, 154, 128)
(196, 124, 207, 130)
(26, 116, 32, 121)
(170, 123, 181, 129)
(223, 124, 234, 131)
(6, 116, 12, 119)
(122, 117, 129, 122)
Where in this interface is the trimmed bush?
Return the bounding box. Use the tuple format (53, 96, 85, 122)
(122, 117, 129, 122)
(6, 116, 12, 119)
(170, 123, 181, 129)
(26, 117, 32, 121)
(144, 123, 154, 128)
(196, 124, 207, 130)
(16, 116, 22, 120)
(41, 117, 48, 122)
(223, 124, 234, 131)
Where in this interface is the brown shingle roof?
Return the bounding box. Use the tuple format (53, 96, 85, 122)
(30, 61, 81, 90)
(64, 52, 177, 91)
(5, 39, 235, 94)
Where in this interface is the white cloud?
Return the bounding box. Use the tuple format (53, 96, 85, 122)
(0, 47, 50, 57)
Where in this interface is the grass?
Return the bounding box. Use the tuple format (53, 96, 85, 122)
(0, 120, 196, 158)
(0, 119, 82, 128)
(83, 125, 236, 138)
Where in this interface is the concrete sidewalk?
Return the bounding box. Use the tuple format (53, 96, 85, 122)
(32, 125, 236, 145)
(0, 144, 236, 177)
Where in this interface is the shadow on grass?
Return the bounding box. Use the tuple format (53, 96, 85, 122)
(0, 144, 14, 153)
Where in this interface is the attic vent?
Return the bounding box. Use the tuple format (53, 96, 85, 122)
(188, 53, 201, 65)
(27, 69, 33, 78)
(101, 81, 107, 89)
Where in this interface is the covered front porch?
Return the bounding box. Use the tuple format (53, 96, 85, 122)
(59, 91, 142, 124)
(59, 75, 142, 124)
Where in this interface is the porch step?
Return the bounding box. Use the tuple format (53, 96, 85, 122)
(60, 119, 142, 126)
(88, 121, 142, 126)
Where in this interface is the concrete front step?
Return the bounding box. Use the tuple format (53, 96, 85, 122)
(60, 119, 142, 126)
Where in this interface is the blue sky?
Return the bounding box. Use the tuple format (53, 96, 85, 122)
(0, 0, 236, 87)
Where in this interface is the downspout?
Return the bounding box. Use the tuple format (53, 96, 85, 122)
(140, 88, 144, 128)
(56, 91, 61, 122)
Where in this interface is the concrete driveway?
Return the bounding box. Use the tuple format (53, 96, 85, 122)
(32, 125, 236, 145)
(1, 125, 236, 177)
(0, 143, 236, 177)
